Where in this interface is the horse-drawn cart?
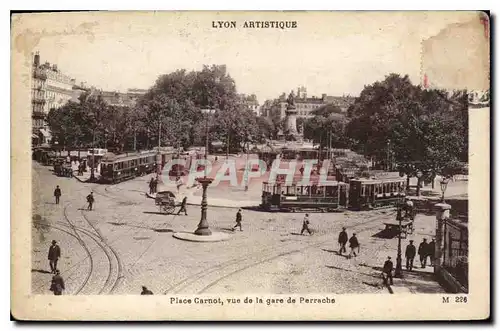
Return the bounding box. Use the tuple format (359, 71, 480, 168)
(155, 191, 177, 214)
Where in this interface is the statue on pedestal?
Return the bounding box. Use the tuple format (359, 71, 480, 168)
(287, 90, 296, 109)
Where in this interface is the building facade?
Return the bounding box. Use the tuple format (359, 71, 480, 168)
(274, 87, 355, 119)
(98, 88, 147, 107)
(31, 52, 76, 145)
(238, 94, 260, 116)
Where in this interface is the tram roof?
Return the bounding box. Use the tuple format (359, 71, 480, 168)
(350, 177, 405, 184)
(263, 180, 347, 186)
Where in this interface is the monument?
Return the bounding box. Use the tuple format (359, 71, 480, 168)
(284, 90, 303, 141)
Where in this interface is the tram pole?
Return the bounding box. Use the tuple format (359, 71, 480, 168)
(394, 199, 403, 278)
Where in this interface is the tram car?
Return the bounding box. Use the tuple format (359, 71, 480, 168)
(100, 149, 175, 183)
(348, 177, 406, 210)
(261, 178, 349, 212)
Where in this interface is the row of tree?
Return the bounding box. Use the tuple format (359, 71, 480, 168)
(297, 74, 468, 180)
(47, 65, 274, 153)
(47, 68, 468, 179)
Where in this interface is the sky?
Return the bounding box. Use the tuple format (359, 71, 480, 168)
(13, 11, 479, 103)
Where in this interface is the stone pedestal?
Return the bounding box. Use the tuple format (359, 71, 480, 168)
(194, 177, 214, 236)
(434, 203, 451, 271)
(284, 105, 303, 141)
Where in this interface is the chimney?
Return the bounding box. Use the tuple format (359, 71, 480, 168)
(52, 64, 58, 71)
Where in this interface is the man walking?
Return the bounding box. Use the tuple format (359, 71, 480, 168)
(149, 177, 154, 195)
(300, 213, 312, 235)
(48, 240, 61, 273)
(232, 208, 243, 231)
(338, 227, 348, 255)
(382, 256, 394, 285)
(86, 192, 95, 211)
(54, 185, 61, 205)
(50, 270, 65, 295)
(176, 196, 188, 216)
(348, 233, 360, 258)
(418, 238, 429, 268)
(405, 240, 416, 271)
(427, 238, 436, 267)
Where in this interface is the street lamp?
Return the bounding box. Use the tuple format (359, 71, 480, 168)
(394, 198, 404, 278)
(195, 108, 216, 236)
(440, 177, 450, 202)
(416, 170, 423, 197)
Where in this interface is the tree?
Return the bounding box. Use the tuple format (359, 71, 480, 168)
(346, 73, 468, 182)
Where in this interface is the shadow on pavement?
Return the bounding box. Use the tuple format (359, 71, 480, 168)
(371, 229, 399, 239)
(143, 211, 170, 216)
(325, 265, 381, 279)
(31, 269, 52, 274)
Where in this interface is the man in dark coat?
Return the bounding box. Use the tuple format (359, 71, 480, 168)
(232, 209, 243, 231)
(405, 240, 416, 271)
(48, 240, 61, 273)
(300, 213, 312, 235)
(338, 227, 348, 255)
(176, 196, 188, 216)
(348, 233, 360, 258)
(382, 256, 394, 285)
(149, 177, 154, 195)
(50, 270, 65, 295)
(54, 185, 61, 204)
(427, 238, 436, 266)
(141, 286, 153, 295)
(86, 192, 94, 211)
(418, 238, 428, 268)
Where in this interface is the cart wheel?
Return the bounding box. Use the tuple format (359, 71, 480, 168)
(165, 206, 175, 214)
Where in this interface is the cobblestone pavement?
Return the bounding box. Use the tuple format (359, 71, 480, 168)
(32, 161, 445, 295)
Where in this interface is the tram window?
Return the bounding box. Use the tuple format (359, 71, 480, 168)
(326, 186, 334, 196)
(317, 186, 326, 197)
(361, 185, 365, 196)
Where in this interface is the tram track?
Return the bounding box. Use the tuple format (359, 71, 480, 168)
(79, 210, 124, 294)
(163, 210, 392, 295)
(61, 204, 122, 294)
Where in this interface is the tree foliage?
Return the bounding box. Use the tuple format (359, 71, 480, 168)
(346, 73, 468, 177)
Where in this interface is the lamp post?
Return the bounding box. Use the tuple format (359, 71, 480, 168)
(416, 170, 423, 197)
(440, 177, 450, 202)
(394, 199, 404, 278)
(195, 108, 216, 236)
(89, 130, 96, 182)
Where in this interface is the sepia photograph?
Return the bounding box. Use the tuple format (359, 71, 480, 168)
(11, 10, 490, 320)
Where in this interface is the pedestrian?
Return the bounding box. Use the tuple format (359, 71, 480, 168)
(382, 256, 394, 285)
(48, 240, 61, 273)
(176, 176, 183, 193)
(50, 270, 65, 295)
(140, 286, 153, 295)
(232, 208, 243, 231)
(153, 177, 158, 193)
(338, 227, 348, 255)
(300, 213, 312, 235)
(348, 233, 360, 258)
(54, 185, 61, 205)
(86, 192, 95, 211)
(427, 238, 436, 267)
(149, 177, 154, 195)
(405, 240, 416, 271)
(418, 238, 428, 268)
(176, 196, 188, 216)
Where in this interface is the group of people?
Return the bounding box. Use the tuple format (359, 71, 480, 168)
(53, 185, 94, 211)
(337, 227, 360, 258)
(47, 240, 65, 295)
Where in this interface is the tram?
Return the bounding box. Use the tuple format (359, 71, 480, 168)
(100, 148, 175, 183)
(261, 178, 349, 212)
(260, 175, 406, 212)
(348, 177, 406, 210)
